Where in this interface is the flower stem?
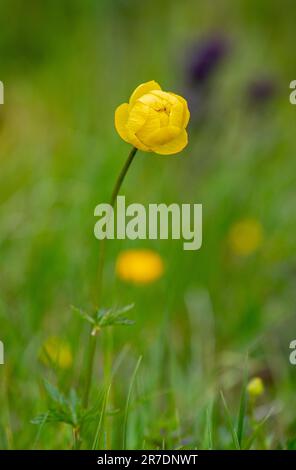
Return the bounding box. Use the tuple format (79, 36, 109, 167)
(72, 426, 81, 450)
(109, 146, 138, 206)
(82, 146, 138, 409)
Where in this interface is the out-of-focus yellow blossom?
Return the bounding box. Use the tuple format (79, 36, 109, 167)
(228, 218, 263, 256)
(116, 249, 164, 284)
(247, 377, 264, 398)
(40, 336, 73, 369)
(115, 80, 190, 155)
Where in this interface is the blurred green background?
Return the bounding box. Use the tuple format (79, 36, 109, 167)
(0, 0, 296, 450)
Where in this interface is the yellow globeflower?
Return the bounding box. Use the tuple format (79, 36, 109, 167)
(115, 80, 190, 155)
(40, 336, 73, 369)
(228, 218, 263, 256)
(247, 377, 264, 398)
(116, 249, 164, 284)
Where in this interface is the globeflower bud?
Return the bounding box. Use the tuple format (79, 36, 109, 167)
(247, 377, 264, 398)
(115, 81, 190, 155)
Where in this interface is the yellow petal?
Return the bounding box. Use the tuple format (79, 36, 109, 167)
(169, 93, 190, 128)
(152, 130, 188, 155)
(136, 107, 161, 142)
(127, 101, 150, 134)
(169, 101, 185, 128)
(129, 80, 161, 106)
(126, 128, 151, 152)
(142, 126, 180, 147)
(114, 103, 130, 143)
(150, 89, 177, 104)
(138, 92, 163, 110)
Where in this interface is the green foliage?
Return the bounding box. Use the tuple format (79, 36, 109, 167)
(32, 381, 82, 427)
(0, 0, 295, 450)
(72, 303, 135, 336)
(236, 365, 248, 448)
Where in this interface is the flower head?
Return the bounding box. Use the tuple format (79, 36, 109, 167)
(248, 78, 276, 106)
(228, 218, 263, 256)
(115, 81, 190, 155)
(187, 35, 229, 85)
(116, 249, 164, 284)
(247, 377, 264, 398)
(40, 336, 73, 369)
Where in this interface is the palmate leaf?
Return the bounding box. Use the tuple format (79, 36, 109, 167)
(72, 303, 135, 329)
(96, 303, 135, 328)
(71, 305, 95, 325)
(31, 409, 73, 426)
(97, 304, 134, 328)
(43, 380, 67, 407)
(32, 381, 82, 428)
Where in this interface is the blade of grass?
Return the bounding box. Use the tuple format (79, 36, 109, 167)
(220, 391, 240, 450)
(32, 411, 49, 449)
(204, 400, 214, 450)
(237, 360, 248, 447)
(244, 409, 273, 450)
(122, 356, 142, 450)
(92, 385, 111, 450)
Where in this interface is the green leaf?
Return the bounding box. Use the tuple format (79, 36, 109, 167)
(0, 424, 8, 449)
(92, 385, 111, 450)
(220, 391, 240, 450)
(203, 400, 214, 450)
(31, 413, 50, 425)
(72, 304, 135, 329)
(32, 411, 50, 448)
(237, 362, 248, 447)
(31, 408, 72, 425)
(123, 355, 142, 450)
(80, 389, 106, 424)
(32, 383, 82, 428)
(244, 409, 272, 450)
(71, 305, 95, 325)
(43, 380, 66, 406)
(69, 389, 81, 427)
(96, 304, 135, 328)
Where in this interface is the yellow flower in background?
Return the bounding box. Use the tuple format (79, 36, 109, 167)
(247, 377, 264, 398)
(115, 80, 190, 155)
(40, 336, 73, 369)
(228, 218, 263, 256)
(116, 249, 164, 284)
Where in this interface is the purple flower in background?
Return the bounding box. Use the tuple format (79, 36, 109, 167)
(182, 34, 229, 123)
(247, 78, 277, 105)
(187, 35, 229, 86)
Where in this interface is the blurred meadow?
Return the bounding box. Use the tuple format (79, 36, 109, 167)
(0, 0, 296, 450)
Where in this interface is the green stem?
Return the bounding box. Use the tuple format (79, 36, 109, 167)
(109, 146, 138, 207)
(82, 333, 98, 408)
(82, 146, 138, 409)
(72, 426, 81, 450)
